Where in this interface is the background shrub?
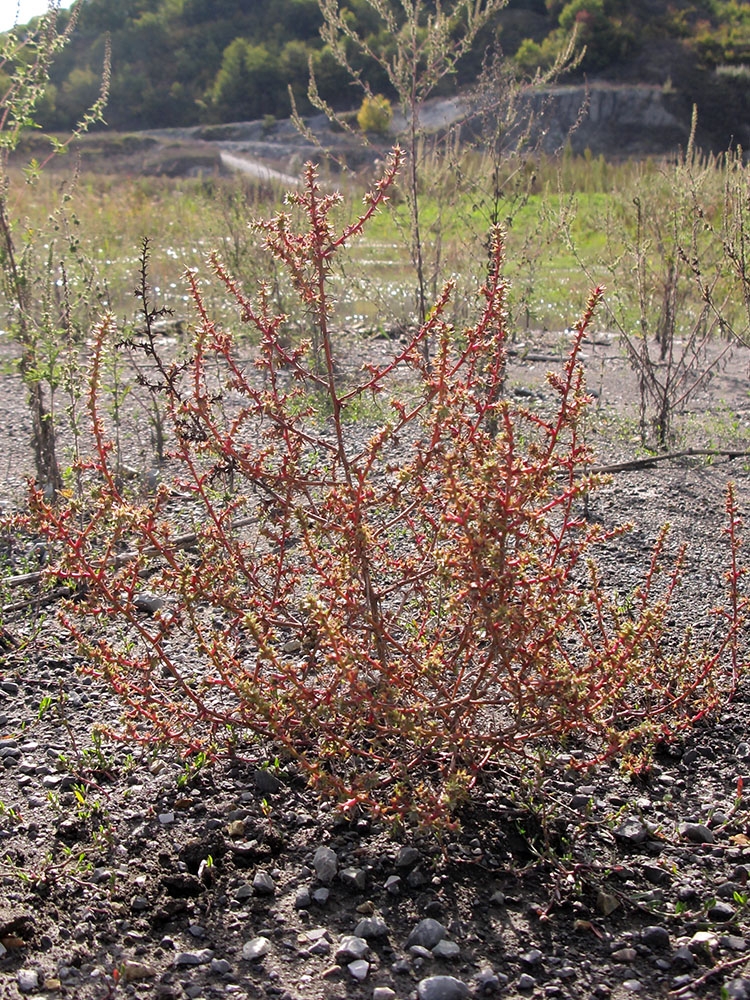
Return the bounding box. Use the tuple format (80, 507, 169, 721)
(357, 93, 393, 134)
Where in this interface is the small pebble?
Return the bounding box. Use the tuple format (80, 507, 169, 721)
(253, 870, 276, 895)
(614, 818, 648, 844)
(520, 948, 543, 967)
(174, 949, 213, 966)
(708, 900, 736, 921)
(355, 917, 389, 940)
(17, 969, 39, 994)
(396, 846, 421, 868)
(313, 845, 338, 884)
(336, 936, 370, 963)
(373, 989, 397, 1000)
(295, 888, 312, 909)
(340, 866, 367, 891)
(641, 925, 670, 950)
(406, 918, 447, 950)
(348, 959, 370, 981)
(679, 822, 715, 844)
(432, 940, 460, 960)
(242, 937, 271, 961)
(121, 960, 157, 982)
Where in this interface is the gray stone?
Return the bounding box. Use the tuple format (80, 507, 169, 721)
(596, 891, 620, 915)
(727, 978, 750, 1000)
(254, 768, 281, 793)
(643, 864, 671, 886)
(17, 969, 39, 993)
(313, 845, 338, 884)
(295, 888, 312, 909)
(708, 900, 736, 921)
(348, 959, 370, 980)
(688, 931, 719, 960)
(622, 981, 642, 993)
(384, 875, 401, 895)
(133, 592, 164, 614)
(611, 948, 637, 962)
(406, 918, 447, 950)
(417, 975, 471, 1000)
(474, 968, 503, 993)
(210, 958, 232, 974)
(312, 887, 330, 905)
(336, 935, 370, 964)
(354, 916, 389, 940)
(373, 989, 397, 1000)
(242, 937, 271, 961)
(174, 949, 213, 966)
(518, 973, 536, 991)
(432, 940, 460, 960)
(613, 818, 648, 844)
(520, 948, 543, 966)
(253, 870, 276, 895)
(395, 846, 421, 868)
(679, 822, 715, 844)
(309, 938, 331, 956)
(671, 946, 695, 969)
(721, 935, 748, 952)
(718, 881, 742, 899)
(641, 925, 670, 950)
(340, 866, 367, 891)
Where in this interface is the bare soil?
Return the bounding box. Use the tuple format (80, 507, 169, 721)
(0, 330, 749, 1000)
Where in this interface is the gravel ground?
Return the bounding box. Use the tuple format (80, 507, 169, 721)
(0, 330, 749, 1000)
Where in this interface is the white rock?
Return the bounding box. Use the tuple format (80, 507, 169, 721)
(17, 969, 39, 994)
(122, 960, 157, 982)
(348, 959, 370, 980)
(313, 845, 338, 884)
(242, 936, 271, 961)
(336, 935, 370, 963)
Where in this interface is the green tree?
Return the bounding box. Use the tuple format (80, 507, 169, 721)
(56, 65, 99, 122)
(211, 38, 284, 121)
(281, 38, 317, 107)
(558, 0, 632, 69)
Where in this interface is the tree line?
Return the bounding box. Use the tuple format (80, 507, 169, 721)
(4, 0, 749, 136)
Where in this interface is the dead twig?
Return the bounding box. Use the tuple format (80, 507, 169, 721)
(668, 951, 750, 996)
(589, 447, 750, 474)
(1, 515, 257, 591)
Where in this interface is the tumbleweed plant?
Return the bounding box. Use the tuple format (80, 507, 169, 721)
(29, 150, 747, 829)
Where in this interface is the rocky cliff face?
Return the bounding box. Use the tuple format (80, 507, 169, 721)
(413, 83, 712, 160)
(528, 83, 693, 157)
